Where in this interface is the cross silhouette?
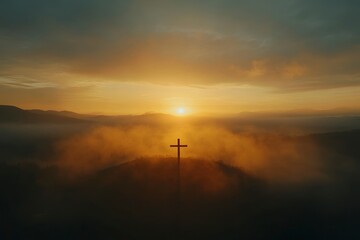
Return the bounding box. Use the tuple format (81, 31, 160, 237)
(170, 138, 188, 164)
(170, 138, 187, 209)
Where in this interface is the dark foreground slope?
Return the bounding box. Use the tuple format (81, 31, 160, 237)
(0, 158, 261, 239)
(1, 157, 360, 240)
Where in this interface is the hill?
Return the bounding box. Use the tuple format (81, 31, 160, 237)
(0, 157, 264, 239)
(0, 105, 88, 124)
(1, 155, 360, 239)
(306, 129, 360, 159)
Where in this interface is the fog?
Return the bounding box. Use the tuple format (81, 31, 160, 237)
(55, 124, 324, 184)
(0, 114, 359, 239)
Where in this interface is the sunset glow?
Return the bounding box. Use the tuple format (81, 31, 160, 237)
(0, 1, 359, 238)
(0, 1, 358, 115)
(176, 107, 186, 116)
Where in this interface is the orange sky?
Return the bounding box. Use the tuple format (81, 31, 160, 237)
(0, 0, 359, 115)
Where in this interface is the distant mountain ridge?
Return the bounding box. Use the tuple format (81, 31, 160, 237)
(1, 105, 360, 133)
(0, 105, 176, 124)
(0, 105, 88, 124)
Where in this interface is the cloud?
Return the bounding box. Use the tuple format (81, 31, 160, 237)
(0, 83, 93, 110)
(0, 0, 359, 90)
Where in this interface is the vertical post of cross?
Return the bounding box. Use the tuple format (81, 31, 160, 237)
(169, 138, 187, 235)
(170, 138, 188, 204)
(177, 138, 180, 164)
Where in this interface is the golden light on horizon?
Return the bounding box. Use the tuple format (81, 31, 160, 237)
(175, 107, 186, 116)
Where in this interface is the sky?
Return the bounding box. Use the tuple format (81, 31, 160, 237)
(0, 0, 359, 115)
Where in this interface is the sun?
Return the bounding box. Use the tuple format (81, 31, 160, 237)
(176, 107, 186, 116)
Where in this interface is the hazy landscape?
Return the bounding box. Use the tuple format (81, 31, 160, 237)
(1, 0, 359, 239)
(1, 105, 360, 239)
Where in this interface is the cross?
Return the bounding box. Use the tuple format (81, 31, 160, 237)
(170, 138, 187, 210)
(170, 138, 188, 165)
